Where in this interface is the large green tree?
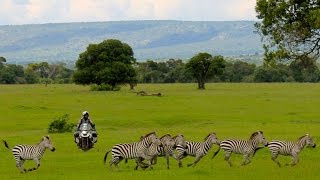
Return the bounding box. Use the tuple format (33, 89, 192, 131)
(186, 53, 225, 89)
(73, 39, 136, 90)
(255, 0, 320, 63)
(0, 56, 6, 69)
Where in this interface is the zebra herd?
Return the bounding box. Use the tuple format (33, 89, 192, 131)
(2, 131, 316, 173)
(103, 131, 316, 170)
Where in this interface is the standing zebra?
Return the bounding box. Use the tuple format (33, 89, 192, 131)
(3, 136, 56, 173)
(103, 132, 161, 170)
(212, 131, 267, 166)
(267, 134, 316, 167)
(175, 132, 220, 167)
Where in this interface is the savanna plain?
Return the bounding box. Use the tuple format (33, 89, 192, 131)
(0, 83, 319, 180)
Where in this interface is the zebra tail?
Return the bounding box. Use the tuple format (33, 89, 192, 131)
(103, 150, 111, 164)
(2, 140, 10, 149)
(212, 147, 220, 159)
(253, 147, 264, 157)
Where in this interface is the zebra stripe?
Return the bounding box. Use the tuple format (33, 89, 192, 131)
(267, 134, 316, 167)
(3, 136, 55, 173)
(175, 133, 220, 167)
(103, 132, 160, 170)
(215, 131, 267, 166)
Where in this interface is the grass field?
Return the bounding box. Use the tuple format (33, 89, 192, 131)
(0, 83, 319, 179)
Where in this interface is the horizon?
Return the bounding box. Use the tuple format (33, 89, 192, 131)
(0, 19, 259, 26)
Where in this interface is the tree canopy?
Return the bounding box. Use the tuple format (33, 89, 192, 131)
(73, 39, 136, 90)
(186, 53, 225, 89)
(255, 0, 320, 63)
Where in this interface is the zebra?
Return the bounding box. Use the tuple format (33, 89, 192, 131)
(134, 136, 164, 170)
(103, 132, 161, 170)
(175, 132, 220, 167)
(212, 131, 268, 166)
(267, 134, 316, 167)
(133, 134, 185, 170)
(148, 134, 176, 169)
(2, 136, 56, 173)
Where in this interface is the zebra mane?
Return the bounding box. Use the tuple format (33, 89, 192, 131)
(204, 132, 215, 141)
(249, 131, 263, 140)
(172, 134, 184, 139)
(160, 134, 171, 139)
(297, 134, 309, 141)
(142, 132, 156, 138)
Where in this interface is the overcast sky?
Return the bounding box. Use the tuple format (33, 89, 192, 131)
(0, 0, 258, 25)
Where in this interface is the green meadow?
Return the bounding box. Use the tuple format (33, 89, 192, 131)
(0, 83, 319, 179)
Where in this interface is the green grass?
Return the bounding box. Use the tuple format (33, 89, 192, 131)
(0, 83, 319, 179)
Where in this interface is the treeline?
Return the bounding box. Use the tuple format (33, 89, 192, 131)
(1, 57, 319, 85)
(135, 58, 320, 83)
(0, 59, 73, 84)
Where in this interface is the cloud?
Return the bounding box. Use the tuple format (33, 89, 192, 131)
(0, 0, 258, 25)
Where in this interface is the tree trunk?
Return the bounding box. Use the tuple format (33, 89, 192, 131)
(129, 83, 135, 90)
(197, 79, 205, 89)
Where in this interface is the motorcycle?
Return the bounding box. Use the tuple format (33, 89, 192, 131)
(75, 123, 98, 151)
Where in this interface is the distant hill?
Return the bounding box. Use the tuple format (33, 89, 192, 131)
(0, 20, 264, 64)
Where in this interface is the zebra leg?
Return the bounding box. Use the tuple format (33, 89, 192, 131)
(176, 152, 187, 168)
(287, 153, 298, 166)
(135, 158, 149, 170)
(187, 154, 203, 167)
(28, 158, 40, 171)
(271, 153, 281, 167)
(165, 154, 170, 169)
(241, 154, 251, 166)
(151, 156, 157, 165)
(16, 159, 26, 173)
(224, 151, 233, 167)
(109, 156, 122, 171)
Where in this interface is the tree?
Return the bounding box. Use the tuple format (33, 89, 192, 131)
(186, 53, 225, 89)
(255, 0, 320, 63)
(73, 39, 136, 90)
(0, 56, 6, 69)
(289, 55, 320, 82)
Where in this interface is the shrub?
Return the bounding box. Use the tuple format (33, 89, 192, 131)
(48, 114, 75, 133)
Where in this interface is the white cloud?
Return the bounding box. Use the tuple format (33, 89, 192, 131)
(0, 0, 258, 25)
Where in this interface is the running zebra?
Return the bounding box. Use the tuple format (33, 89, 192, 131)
(150, 134, 176, 169)
(134, 134, 185, 170)
(212, 131, 267, 166)
(103, 132, 161, 170)
(175, 132, 220, 167)
(134, 136, 164, 170)
(3, 136, 56, 173)
(267, 134, 316, 167)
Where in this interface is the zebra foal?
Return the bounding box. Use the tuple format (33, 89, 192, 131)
(267, 134, 316, 167)
(175, 132, 220, 167)
(3, 136, 56, 173)
(213, 131, 267, 166)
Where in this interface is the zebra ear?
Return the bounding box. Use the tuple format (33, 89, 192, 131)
(44, 135, 50, 140)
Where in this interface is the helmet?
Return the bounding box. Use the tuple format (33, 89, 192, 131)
(82, 111, 89, 116)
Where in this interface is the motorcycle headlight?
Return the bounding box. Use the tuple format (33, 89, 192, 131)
(82, 131, 87, 135)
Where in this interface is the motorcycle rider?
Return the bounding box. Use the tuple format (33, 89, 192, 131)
(74, 111, 96, 144)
